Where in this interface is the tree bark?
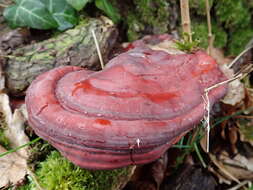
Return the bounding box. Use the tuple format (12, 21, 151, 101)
(4, 17, 118, 95)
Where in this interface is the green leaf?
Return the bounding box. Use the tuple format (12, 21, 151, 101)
(12, 0, 22, 4)
(3, 0, 58, 29)
(42, 0, 78, 31)
(95, 0, 121, 23)
(66, 0, 91, 11)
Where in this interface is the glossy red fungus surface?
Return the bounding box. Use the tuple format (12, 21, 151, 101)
(26, 42, 228, 170)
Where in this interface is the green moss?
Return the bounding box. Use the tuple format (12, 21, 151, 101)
(238, 118, 253, 142)
(127, 0, 170, 41)
(135, 0, 169, 30)
(189, 0, 214, 16)
(175, 34, 199, 53)
(35, 151, 131, 190)
(246, 185, 253, 190)
(192, 20, 227, 49)
(187, 0, 253, 55)
(215, 0, 251, 30)
(0, 128, 9, 149)
(126, 13, 145, 42)
(0, 113, 10, 149)
(17, 176, 37, 190)
(227, 27, 253, 56)
(27, 139, 55, 165)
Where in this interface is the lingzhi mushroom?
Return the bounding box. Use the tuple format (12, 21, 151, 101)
(25, 35, 228, 170)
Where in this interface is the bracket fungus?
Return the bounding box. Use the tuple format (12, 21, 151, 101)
(26, 37, 228, 170)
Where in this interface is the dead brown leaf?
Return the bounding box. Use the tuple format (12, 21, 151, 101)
(219, 152, 253, 180)
(150, 154, 168, 189)
(221, 65, 245, 106)
(209, 153, 240, 184)
(0, 145, 27, 187)
(210, 48, 245, 106)
(0, 93, 29, 188)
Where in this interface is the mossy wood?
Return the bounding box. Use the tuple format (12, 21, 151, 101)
(23, 151, 135, 190)
(4, 17, 118, 95)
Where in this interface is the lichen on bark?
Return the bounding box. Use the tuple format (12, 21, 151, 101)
(4, 17, 118, 95)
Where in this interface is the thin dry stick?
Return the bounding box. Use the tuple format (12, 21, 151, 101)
(205, 74, 242, 93)
(202, 92, 210, 152)
(203, 64, 253, 152)
(210, 154, 240, 183)
(228, 46, 253, 68)
(0, 54, 17, 59)
(180, 0, 192, 42)
(205, 64, 253, 92)
(227, 180, 252, 190)
(91, 29, 104, 69)
(234, 115, 253, 119)
(205, 0, 214, 55)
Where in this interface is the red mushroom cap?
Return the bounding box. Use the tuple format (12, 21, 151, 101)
(25, 46, 227, 170)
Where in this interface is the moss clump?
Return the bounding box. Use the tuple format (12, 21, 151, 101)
(126, 13, 145, 42)
(126, 0, 170, 41)
(0, 113, 10, 149)
(189, 0, 214, 16)
(186, 0, 253, 55)
(27, 139, 55, 165)
(17, 176, 37, 190)
(215, 0, 251, 29)
(227, 27, 253, 56)
(34, 151, 131, 190)
(0, 127, 9, 149)
(192, 20, 227, 49)
(175, 35, 199, 53)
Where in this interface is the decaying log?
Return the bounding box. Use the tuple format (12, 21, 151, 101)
(4, 17, 118, 95)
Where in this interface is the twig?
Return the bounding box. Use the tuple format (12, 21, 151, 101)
(180, 0, 192, 42)
(205, 0, 214, 55)
(202, 92, 210, 152)
(234, 63, 253, 77)
(228, 46, 253, 68)
(234, 115, 253, 119)
(209, 154, 240, 184)
(203, 64, 253, 152)
(205, 64, 253, 93)
(205, 74, 242, 93)
(91, 29, 104, 69)
(0, 54, 17, 59)
(227, 180, 252, 190)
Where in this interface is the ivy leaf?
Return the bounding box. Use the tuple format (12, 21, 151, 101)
(3, 0, 58, 29)
(95, 0, 121, 23)
(66, 0, 91, 11)
(42, 0, 78, 31)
